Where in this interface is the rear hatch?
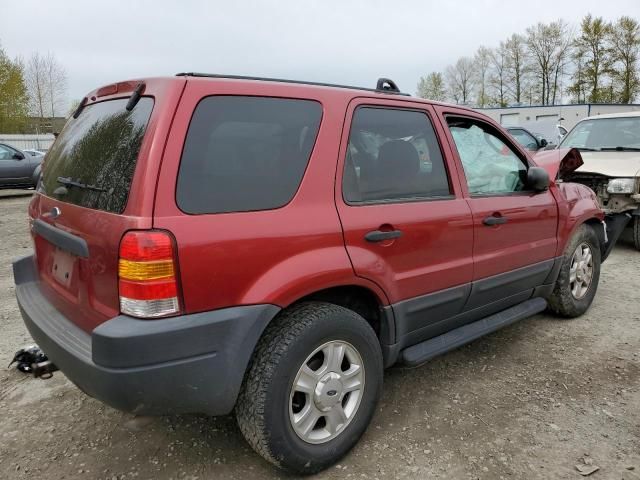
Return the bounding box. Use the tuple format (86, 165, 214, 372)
(30, 86, 160, 333)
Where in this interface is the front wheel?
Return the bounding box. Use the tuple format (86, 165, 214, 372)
(633, 216, 640, 251)
(235, 302, 383, 474)
(547, 225, 601, 318)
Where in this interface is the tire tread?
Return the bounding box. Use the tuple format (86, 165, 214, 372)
(547, 225, 601, 318)
(235, 302, 366, 468)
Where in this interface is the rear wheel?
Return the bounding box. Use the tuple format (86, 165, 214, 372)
(548, 225, 601, 318)
(633, 216, 640, 251)
(236, 302, 383, 474)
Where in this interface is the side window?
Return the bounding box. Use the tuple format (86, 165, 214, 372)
(0, 145, 14, 160)
(176, 96, 322, 214)
(509, 129, 538, 150)
(343, 107, 451, 203)
(447, 118, 528, 195)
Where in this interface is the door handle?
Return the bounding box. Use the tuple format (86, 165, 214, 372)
(364, 229, 403, 242)
(483, 215, 508, 226)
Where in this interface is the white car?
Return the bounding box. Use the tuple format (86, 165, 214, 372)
(558, 111, 640, 250)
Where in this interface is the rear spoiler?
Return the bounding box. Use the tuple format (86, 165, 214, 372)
(533, 148, 583, 181)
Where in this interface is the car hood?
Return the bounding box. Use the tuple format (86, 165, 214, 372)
(574, 151, 640, 177)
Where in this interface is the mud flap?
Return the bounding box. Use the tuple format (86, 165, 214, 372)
(602, 213, 632, 261)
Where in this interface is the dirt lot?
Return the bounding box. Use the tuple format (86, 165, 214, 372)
(0, 190, 638, 480)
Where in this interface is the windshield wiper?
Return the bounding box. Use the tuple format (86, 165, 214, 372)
(599, 146, 640, 152)
(575, 147, 601, 151)
(56, 176, 108, 192)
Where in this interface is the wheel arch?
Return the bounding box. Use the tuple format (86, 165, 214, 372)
(289, 284, 395, 348)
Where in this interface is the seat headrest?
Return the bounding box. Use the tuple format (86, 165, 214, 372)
(377, 140, 420, 179)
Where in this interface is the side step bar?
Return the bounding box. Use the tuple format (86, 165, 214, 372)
(400, 297, 548, 367)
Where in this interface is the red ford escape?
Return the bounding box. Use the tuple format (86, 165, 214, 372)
(13, 74, 615, 473)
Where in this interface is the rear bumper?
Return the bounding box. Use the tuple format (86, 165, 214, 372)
(12, 255, 279, 416)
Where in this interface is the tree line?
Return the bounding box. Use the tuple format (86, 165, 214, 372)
(417, 15, 640, 107)
(0, 40, 68, 133)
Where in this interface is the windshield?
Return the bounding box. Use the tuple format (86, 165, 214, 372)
(40, 97, 153, 213)
(560, 117, 640, 151)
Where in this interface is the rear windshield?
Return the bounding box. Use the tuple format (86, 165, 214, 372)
(176, 96, 322, 214)
(40, 97, 154, 213)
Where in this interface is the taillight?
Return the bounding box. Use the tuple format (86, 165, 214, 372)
(118, 231, 182, 318)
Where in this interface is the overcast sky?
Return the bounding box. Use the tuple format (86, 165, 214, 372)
(3, 0, 640, 105)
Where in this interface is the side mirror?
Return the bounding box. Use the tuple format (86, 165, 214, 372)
(527, 166, 550, 192)
(12, 152, 25, 160)
(538, 138, 548, 148)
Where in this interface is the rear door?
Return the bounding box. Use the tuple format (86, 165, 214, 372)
(439, 110, 558, 309)
(336, 99, 474, 342)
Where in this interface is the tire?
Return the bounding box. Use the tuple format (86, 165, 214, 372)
(547, 225, 601, 318)
(235, 302, 383, 474)
(633, 216, 640, 252)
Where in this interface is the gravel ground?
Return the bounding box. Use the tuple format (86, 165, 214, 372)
(0, 190, 638, 480)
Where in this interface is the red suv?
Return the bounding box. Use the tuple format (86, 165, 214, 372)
(14, 74, 612, 473)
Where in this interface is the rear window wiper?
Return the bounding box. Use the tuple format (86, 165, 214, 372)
(57, 176, 108, 192)
(599, 146, 640, 152)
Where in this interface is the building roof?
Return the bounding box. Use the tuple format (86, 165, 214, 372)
(478, 103, 640, 111)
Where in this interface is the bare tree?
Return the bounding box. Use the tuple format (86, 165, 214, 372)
(445, 57, 475, 105)
(25, 51, 67, 120)
(608, 16, 640, 103)
(526, 20, 572, 105)
(504, 34, 528, 104)
(474, 46, 492, 107)
(416, 72, 447, 101)
(25, 52, 47, 118)
(489, 42, 509, 107)
(45, 52, 67, 117)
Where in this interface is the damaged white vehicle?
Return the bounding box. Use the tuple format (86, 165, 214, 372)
(556, 112, 640, 251)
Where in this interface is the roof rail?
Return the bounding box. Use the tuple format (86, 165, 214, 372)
(175, 72, 410, 96)
(376, 78, 401, 93)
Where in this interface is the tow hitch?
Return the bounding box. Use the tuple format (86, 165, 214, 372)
(8, 345, 58, 379)
(31, 360, 59, 379)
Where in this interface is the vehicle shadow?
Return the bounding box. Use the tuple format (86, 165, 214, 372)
(93, 317, 541, 479)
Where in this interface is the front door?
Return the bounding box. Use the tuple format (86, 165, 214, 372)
(441, 112, 558, 309)
(336, 99, 474, 341)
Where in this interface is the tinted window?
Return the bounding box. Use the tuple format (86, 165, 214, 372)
(40, 97, 154, 213)
(343, 107, 451, 203)
(177, 96, 322, 214)
(448, 118, 528, 195)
